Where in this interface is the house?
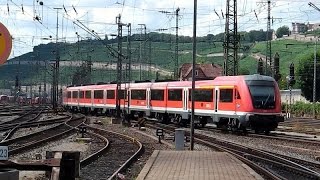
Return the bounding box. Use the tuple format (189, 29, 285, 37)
(291, 22, 320, 34)
(178, 63, 223, 81)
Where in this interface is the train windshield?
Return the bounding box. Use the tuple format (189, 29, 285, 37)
(246, 80, 275, 109)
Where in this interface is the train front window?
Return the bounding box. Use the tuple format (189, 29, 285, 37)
(246, 80, 275, 109)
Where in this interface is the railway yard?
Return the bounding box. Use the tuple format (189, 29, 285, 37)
(0, 104, 318, 180)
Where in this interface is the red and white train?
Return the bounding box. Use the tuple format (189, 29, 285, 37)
(62, 74, 284, 133)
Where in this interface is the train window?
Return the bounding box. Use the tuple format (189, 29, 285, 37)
(67, 91, 71, 98)
(94, 90, 104, 99)
(131, 90, 146, 100)
(189, 89, 213, 102)
(107, 90, 115, 99)
(235, 90, 241, 99)
(220, 89, 233, 102)
(79, 91, 84, 98)
(168, 89, 182, 101)
(85, 91, 91, 98)
(72, 91, 78, 98)
(151, 89, 164, 101)
(118, 90, 126, 99)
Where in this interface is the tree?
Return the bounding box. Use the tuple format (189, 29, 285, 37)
(247, 30, 267, 42)
(276, 26, 289, 38)
(298, 52, 320, 101)
(239, 68, 250, 75)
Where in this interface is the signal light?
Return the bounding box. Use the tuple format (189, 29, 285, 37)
(257, 58, 263, 75)
(289, 62, 295, 85)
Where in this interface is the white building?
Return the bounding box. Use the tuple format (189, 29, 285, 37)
(280, 89, 308, 104)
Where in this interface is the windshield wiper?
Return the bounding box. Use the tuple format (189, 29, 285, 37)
(263, 93, 271, 108)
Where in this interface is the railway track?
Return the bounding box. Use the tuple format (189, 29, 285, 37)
(248, 132, 320, 146)
(201, 126, 320, 146)
(80, 125, 143, 180)
(145, 122, 320, 180)
(0, 107, 41, 125)
(0, 114, 85, 156)
(0, 108, 44, 142)
(0, 115, 70, 132)
(279, 117, 320, 134)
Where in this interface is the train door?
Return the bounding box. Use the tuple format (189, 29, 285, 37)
(146, 88, 151, 116)
(70, 91, 73, 105)
(182, 88, 188, 120)
(212, 88, 219, 123)
(77, 90, 80, 107)
(104, 90, 106, 106)
(91, 90, 93, 110)
(147, 88, 150, 109)
(183, 88, 188, 111)
(126, 90, 130, 113)
(214, 88, 218, 112)
(234, 87, 241, 115)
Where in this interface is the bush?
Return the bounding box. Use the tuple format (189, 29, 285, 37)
(282, 101, 320, 117)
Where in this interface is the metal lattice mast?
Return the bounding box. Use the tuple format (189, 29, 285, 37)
(138, 24, 146, 80)
(124, 23, 131, 115)
(266, 0, 272, 76)
(116, 14, 123, 118)
(126, 23, 132, 83)
(148, 34, 152, 79)
(143, 25, 147, 80)
(223, 0, 239, 76)
(53, 7, 62, 111)
(174, 8, 180, 79)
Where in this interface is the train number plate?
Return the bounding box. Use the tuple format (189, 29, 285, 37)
(0, 146, 8, 160)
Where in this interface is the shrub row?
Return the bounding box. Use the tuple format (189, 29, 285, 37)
(282, 101, 320, 118)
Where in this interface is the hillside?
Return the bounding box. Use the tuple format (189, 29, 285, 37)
(0, 33, 316, 90)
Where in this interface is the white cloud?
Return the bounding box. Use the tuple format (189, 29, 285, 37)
(0, 0, 318, 57)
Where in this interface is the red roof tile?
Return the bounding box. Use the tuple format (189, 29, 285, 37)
(179, 63, 223, 79)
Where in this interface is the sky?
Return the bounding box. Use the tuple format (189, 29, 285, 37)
(0, 0, 319, 58)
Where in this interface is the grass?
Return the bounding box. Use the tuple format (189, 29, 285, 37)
(1, 38, 317, 90)
(251, 39, 315, 74)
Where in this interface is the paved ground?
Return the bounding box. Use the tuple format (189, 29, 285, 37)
(137, 150, 263, 180)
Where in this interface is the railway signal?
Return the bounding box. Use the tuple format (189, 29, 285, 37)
(257, 58, 264, 75)
(288, 62, 295, 86)
(274, 52, 281, 82)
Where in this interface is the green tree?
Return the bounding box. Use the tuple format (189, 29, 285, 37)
(247, 30, 267, 42)
(298, 52, 320, 101)
(276, 26, 289, 38)
(239, 68, 250, 75)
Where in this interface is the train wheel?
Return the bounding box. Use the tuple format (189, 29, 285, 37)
(159, 113, 169, 124)
(264, 130, 270, 135)
(241, 126, 248, 135)
(230, 119, 239, 133)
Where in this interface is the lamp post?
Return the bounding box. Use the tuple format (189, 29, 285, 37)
(190, 0, 197, 151)
(53, 7, 62, 112)
(313, 39, 317, 118)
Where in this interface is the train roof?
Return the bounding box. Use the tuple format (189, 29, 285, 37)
(65, 74, 275, 91)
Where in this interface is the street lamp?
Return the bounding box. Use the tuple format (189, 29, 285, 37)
(313, 38, 317, 118)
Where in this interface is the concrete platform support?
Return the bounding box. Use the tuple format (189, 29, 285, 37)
(46, 151, 80, 180)
(175, 128, 184, 150)
(0, 169, 19, 180)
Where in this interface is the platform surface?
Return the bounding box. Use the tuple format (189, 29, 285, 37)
(137, 150, 262, 180)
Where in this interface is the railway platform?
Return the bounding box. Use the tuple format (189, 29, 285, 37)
(136, 150, 263, 180)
